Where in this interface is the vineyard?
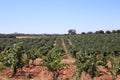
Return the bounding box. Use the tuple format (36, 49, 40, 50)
(0, 34, 120, 80)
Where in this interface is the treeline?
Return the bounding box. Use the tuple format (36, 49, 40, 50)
(0, 29, 120, 38)
(81, 29, 120, 34)
(0, 33, 63, 38)
(0, 34, 16, 38)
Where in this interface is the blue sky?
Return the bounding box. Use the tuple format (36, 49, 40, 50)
(0, 0, 120, 34)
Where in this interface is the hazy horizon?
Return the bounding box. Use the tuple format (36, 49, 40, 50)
(0, 0, 120, 34)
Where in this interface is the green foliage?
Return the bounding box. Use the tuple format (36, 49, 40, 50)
(27, 48, 41, 60)
(41, 48, 65, 72)
(68, 34, 120, 53)
(95, 30, 104, 34)
(108, 54, 120, 79)
(2, 42, 27, 76)
(75, 52, 107, 78)
(105, 30, 111, 34)
(0, 62, 5, 70)
(41, 48, 65, 80)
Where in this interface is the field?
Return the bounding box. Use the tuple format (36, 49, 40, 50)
(0, 34, 120, 80)
(16, 36, 41, 38)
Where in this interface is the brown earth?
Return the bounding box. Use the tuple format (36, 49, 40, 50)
(61, 38, 68, 54)
(1, 58, 120, 80)
(53, 40, 56, 47)
(61, 38, 76, 64)
(61, 38, 75, 61)
(68, 39, 72, 45)
(0, 57, 76, 80)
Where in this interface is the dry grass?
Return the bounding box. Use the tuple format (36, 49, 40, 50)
(16, 36, 41, 38)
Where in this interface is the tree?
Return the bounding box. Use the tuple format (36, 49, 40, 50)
(87, 31, 93, 34)
(95, 30, 104, 34)
(116, 30, 120, 34)
(99, 30, 104, 34)
(112, 30, 117, 33)
(81, 32, 86, 34)
(95, 31, 100, 34)
(105, 30, 111, 34)
(68, 29, 76, 35)
(0, 34, 16, 38)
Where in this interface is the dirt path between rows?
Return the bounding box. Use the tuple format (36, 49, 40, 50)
(61, 38, 68, 54)
(61, 38, 76, 64)
(53, 40, 56, 47)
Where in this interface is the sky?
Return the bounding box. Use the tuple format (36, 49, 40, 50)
(0, 0, 120, 34)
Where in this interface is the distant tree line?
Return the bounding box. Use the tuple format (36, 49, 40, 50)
(81, 29, 120, 34)
(11, 33, 64, 36)
(0, 33, 63, 38)
(0, 34, 16, 38)
(0, 29, 120, 38)
(68, 29, 120, 35)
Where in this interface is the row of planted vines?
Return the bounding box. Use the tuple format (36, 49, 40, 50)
(0, 34, 120, 80)
(0, 36, 67, 80)
(0, 37, 53, 75)
(66, 34, 120, 80)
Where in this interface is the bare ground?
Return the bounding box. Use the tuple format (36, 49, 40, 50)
(61, 38, 76, 64)
(68, 39, 72, 45)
